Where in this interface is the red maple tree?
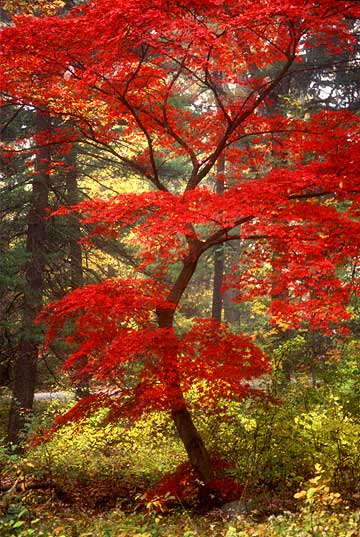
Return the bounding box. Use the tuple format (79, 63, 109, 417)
(1, 0, 360, 487)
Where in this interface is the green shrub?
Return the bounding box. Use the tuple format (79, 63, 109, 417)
(196, 382, 360, 495)
(17, 407, 186, 508)
(0, 502, 49, 537)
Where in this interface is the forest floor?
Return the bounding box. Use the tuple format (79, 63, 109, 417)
(1, 472, 360, 537)
(1, 386, 360, 536)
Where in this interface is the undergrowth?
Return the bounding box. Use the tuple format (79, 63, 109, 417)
(1, 351, 360, 535)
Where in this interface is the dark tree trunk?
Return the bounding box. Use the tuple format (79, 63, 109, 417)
(64, 148, 89, 398)
(171, 406, 211, 482)
(211, 154, 225, 321)
(212, 245, 224, 321)
(271, 245, 294, 390)
(65, 149, 83, 290)
(0, 291, 12, 386)
(223, 240, 243, 326)
(223, 286, 241, 325)
(7, 110, 50, 444)
(157, 255, 212, 485)
(0, 232, 11, 386)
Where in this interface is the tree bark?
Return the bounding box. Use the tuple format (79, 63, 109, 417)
(0, 231, 11, 386)
(223, 241, 243, 326)
(171, 407, 211, 482)
(7, 110, 50, 444)
(65, 149, 83, 290)
(156, 255, 212, 484)
(64, 147, 90, 398)
(211, 154, 225, 322)
(212, 245, 224, 321)
(223, 286, 241, 325)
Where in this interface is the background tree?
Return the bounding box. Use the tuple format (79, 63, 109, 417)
(6, 110, 51, 443)
(1, 0, 117, 442)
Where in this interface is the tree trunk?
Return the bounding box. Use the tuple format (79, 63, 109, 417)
(211, 153, 225, 321)
(0, 231, 11, 387)
(65, 149, 83, 290)
(171, 407, 211, 482)
(212, 245, 224, 321)
(0, 291, 12, 386)
(157, 256, 212, 484)
(223, 241, 243, 326)
(7, 110, 50, 445)
(64, 148, 89, 398)
(270, 244, 294, 391)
